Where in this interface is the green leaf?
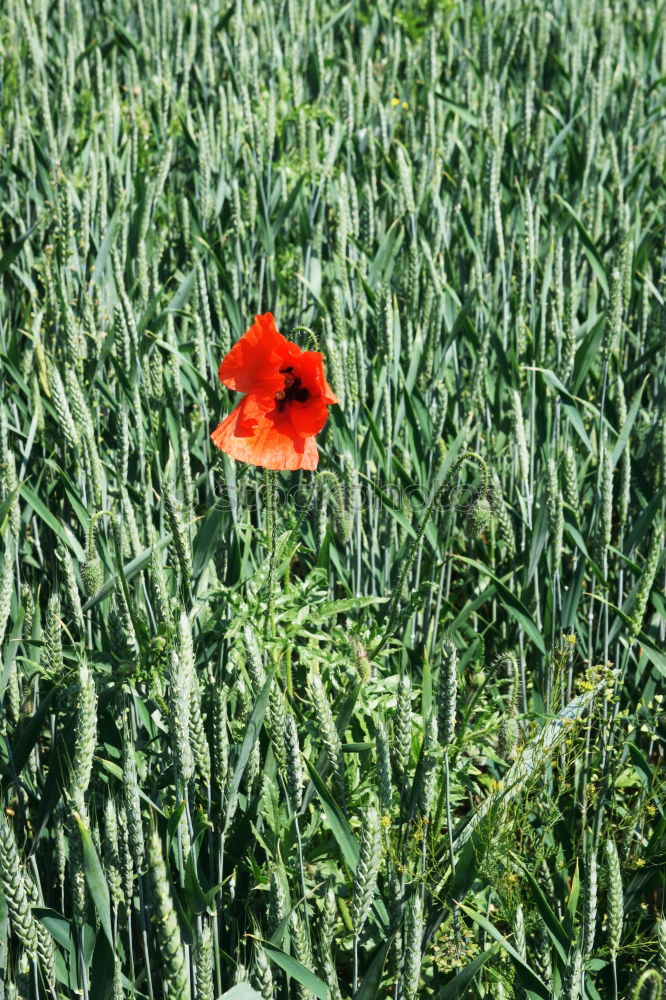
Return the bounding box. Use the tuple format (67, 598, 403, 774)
(307, 596, 387, 622)
(627, 742, 652, 789)
(304, 757, 359, 871)
(262, 941, 329, 999)
(518, 863, 570, 965)
(225, 670, 275, 828)
(33, 907, 75, 953)
(554, 194, 609, 297)
(564, 862, 581, 941)
(452, 555, 546, 653)
(19, 483, 85, 559)
(72, 811, 114, 948)
(184, 846, 211, 915)
(89, 932, 115, 1000)
(435, 92, 479, 126)
(0, 223, 36, 276)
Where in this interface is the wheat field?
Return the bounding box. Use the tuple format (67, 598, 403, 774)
(0, 0, 664, 998)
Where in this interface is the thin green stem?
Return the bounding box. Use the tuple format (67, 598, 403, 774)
(264, 468, 276, 642)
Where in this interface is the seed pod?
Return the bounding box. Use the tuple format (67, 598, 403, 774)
(163, 474, 192, 585)
(0, 811, 39, 957)
(169, 646, 194, 785)
(464, 493, 492, 538)
(283, 711, 303, 813)
(350, 805, 382, 934)
(267, 867, 288, 938)
(147, 829, 191, 999)
(532, 922, 552, 989)
(253, 937, 274, 999)
(567, 947, 583, 1000)
(418, 713, 438, 819)
(195, 921, 215, 1000)
(628, 527, 663, 637)
(211, 688, 229, 810)
(43, 593, 64, 678)
(584, 850, 598, 958)
(57, 541, 84, 629)
(547, 459, 564, 573)
(308, 671, 346, 811)
(605, 838, 623, 959)
(104, 800, 123, 909)
(393, 674, 412, 776)
(563, 444, 578, 510)
(401, 893, 424, 1000)
(512, 390, 529, 493)
(123, 742, 145, 873)
(437, 638, 457, 747)
(490, 470, 516, 558)
(0, 542, 13, 649)
(24, 874, 56, 986)
(72, 662, 97, 795)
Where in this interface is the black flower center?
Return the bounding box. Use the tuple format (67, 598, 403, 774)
(275, 366, 309, 411)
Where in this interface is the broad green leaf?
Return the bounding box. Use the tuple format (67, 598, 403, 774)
(19, 483, 85, 559)
(262, 941, 329, 999)
(72, 812, 114, 948)
(305, 757, 359, 871)
(518, 864, 570, 964)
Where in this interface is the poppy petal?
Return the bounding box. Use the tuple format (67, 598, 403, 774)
(218, 312, 301, 393)
(211, 398, 320, 471)
(298, 351, 338, 404)
(286, 395, 330, 437)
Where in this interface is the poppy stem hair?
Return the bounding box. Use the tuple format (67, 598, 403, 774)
(289, 326, 319, 351)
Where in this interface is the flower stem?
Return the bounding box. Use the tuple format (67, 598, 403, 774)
(264, 469, 277, 641)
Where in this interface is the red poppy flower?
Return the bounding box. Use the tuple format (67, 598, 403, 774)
(211, 312, 338, 470)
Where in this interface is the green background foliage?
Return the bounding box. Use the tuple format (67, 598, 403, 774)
(0, 0, 664, 997)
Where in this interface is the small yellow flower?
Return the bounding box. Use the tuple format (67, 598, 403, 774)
(391, 97, 400, 107)
(402, 101, 409, 110)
